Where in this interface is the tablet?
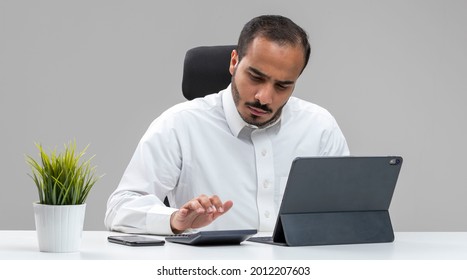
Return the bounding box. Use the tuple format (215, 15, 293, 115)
(248, 156, 403, 246)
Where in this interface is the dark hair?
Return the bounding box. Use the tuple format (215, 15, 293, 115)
(237, 15, 311, 73)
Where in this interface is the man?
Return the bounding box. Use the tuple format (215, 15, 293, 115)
(105, 15, 349, 235)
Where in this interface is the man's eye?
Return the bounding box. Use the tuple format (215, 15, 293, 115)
(250, 75, 262, 82)
(276, 84, 288, 90)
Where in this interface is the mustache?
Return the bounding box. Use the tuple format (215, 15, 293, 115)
(245, 101, 272, 113)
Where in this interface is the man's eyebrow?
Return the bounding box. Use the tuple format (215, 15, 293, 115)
(247, 66, 295, 85)
(248, 67, 268, 78)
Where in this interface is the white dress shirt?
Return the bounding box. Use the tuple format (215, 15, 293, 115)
(105, 85, 349, 235)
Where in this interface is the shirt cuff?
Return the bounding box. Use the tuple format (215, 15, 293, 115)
(146, 204, 178, 235)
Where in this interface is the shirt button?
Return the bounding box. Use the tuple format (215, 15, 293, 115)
(263, 180, 270, 188)
(261, 149, 267, 156)
(264, 211, 270, 218)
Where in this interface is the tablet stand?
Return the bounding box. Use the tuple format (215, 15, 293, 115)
(273, 210, 394, 246)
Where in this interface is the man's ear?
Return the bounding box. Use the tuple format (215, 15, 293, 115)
(229, 50, 239, 75)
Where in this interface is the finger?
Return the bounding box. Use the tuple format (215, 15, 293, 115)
(213, 200, 233, 218)
(197, 194, 216, 213)
(222, 200, 233, 213)
(181, 199, 206, 214)
(177, 208, 189, 217)
(218, 200, 233, 214)
(208, 195, 223, 212)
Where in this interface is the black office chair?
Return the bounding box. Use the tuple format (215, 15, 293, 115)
(181, 45, 236, 100)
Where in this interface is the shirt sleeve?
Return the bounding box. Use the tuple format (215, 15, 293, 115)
(319, 117, 350, 156)
(104, 112, 183, 235)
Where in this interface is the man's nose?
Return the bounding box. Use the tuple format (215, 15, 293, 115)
(254, 84, 274, 105)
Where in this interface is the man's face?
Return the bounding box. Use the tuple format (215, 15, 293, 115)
(229, 37, 305, 128)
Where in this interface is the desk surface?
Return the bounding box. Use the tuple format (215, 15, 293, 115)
(1, 231, 466, 260)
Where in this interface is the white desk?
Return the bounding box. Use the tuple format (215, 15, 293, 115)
(1, 231, 467, 260)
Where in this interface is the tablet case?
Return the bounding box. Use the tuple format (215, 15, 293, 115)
(273, 211, 394, 246)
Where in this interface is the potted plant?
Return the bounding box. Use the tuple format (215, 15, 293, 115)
(26, 141, 101, 252)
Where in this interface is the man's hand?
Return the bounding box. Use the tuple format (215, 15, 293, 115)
(170, 194, 233, 233)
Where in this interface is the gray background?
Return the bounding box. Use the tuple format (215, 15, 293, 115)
(1, 0, 466, 231)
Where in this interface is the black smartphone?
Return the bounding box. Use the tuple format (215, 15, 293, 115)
(108, 235, 165, 246)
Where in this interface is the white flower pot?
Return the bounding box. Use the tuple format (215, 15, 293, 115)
(33, 203, 86, 253)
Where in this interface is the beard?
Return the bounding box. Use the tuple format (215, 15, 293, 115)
(231, 74, 284, 128)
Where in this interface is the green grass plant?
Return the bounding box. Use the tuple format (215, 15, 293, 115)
(26, 141, 101, 205)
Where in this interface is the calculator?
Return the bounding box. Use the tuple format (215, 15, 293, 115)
(165, 229, 257, 246)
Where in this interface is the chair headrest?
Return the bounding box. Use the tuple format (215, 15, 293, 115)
(182, 45, 236, 100)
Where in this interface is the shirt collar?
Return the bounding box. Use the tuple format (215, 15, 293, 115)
(222, 84, 282, 138)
